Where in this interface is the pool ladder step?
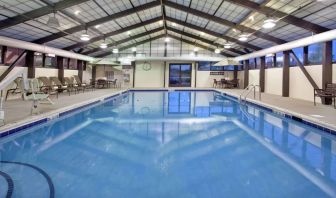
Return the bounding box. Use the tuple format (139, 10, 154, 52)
(239, 84, 261, 104)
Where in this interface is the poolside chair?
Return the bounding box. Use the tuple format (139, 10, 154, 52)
(49, 77, 73, 96)
(96, 78, 108, 89)
(73, 75, 94, 91)
(37, 77, 59, 98)
(19, 78, 54, 114)
(5, 77, 22, 100)
(213, 79, 221, 88)
(64, 77, 84, 93)
(110, 79, 117, 88)
(314, 83, 336, 108)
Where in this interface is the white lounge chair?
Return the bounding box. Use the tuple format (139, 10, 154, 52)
(20, 78, 54, 114)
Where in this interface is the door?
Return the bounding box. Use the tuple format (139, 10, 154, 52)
(169, 63, 192, 87)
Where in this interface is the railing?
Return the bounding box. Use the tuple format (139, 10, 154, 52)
(239, 84, 261, 104)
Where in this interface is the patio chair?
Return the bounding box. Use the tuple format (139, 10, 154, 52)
(314, 83, 336, 108)
(49, 77, 73, 96)
(227, 79, 239, 88)
(37, 77, 59, 98)
(110, 79, 117, 88)
(220, 79, 228, 88)
(19, 78, 53, 114)
(213, 79, 221, 88)
(96, 78, 108, 89)
(5, 77, 22, 100)
(64, 77, 84, 93)
(73, 75, 94, 91)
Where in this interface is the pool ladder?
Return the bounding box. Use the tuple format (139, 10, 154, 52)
(239, 84, 261, 104)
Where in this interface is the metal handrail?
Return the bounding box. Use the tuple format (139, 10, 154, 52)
(239, 84, 261, 104)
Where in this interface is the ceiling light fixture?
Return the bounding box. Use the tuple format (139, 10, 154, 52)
(224, 43, 232, 49)
(200, 32, 205, 36)
(238, 34, 248, 42)
(215, 48, 221, 54)
(159, 21, 163, 25)
(172, 22, 177, 27)
(193, 47, 199, 52)
(80, 29, 90, 41)
(74, 10, 81, 15)
(164, 37, 170, 42)
(95, 25, 101, 29)
(100, 38, 107, 49)
(127, 31, 131, 35)
(132, 47, 137, 52)
(47, 11, 60, 28)
(262, 18, 276, 29)
(113, 48, 119, 53)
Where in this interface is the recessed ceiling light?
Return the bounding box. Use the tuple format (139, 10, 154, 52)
(74, 10, 81, 15)
(193, 47, 199, 52)
(200, 32, 205, 36)
(127, 31, 131, 35)
(95, 25, 101, 29)
(159, 21, 163, 25)
(164, 37, 170, 42)
(172, 22, 177, 27)
(215, 49, 221, 54)
(132, 47, 137, 52)
(262, 18, 276, 29)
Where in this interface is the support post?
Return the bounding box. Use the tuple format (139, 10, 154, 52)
(322, 41, 332, 104)
(259, 57, 265, 92)
(57, 56, 64, 83)
(283, 51, 290, 97)
(131, 61, 135, 88)
(78, 60, 83, 82)
(26, 50, 35, 78)
(243, 60, 249, 88)
(303, 46, 308, 66)
(92, 65, 97, 83)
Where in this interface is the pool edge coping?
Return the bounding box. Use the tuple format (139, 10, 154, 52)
(0, 89, 129, 138)
(0, 88, 335, 139)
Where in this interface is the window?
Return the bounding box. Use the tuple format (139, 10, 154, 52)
(256, 58, 261, 69)
(34, 52, 43, 67)
(276, 52, 284, 67)
(169, 63, 192, 87)
(0, 46, 2, 64)
(290, 47, 304, 66)
(69, 59, 77, 69)
(5, 47, 26, 66)
(308, 43, 322, 65)
(210, 65, 224, 71)
(332, 40, 336, 62)
(265, 55, 274, 68)
(45, 54, 57, 68)
(198, 61, 211, 71)
(248, 58, 255, 69)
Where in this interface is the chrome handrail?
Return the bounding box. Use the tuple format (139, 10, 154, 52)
(239, 84, 261, 104)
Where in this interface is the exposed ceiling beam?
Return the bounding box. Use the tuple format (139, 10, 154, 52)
(225, 0, 329, 33)
(83, 27, 164, 55)
(96, 34, 165, 58)
(0, 0, 90, 30)
(63, 17, 162, 50)
(166, 27, 245, 55)
(168, 34, 232, 57)
(163, 0, 286, 44)
(166, 17, 261, 51)
(33, 0, 161, 44)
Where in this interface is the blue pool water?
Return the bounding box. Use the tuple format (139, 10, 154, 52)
(0, 90, 336, 198)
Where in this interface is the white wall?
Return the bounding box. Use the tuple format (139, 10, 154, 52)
(333, 64, 336, 83)
(289, 65, 322, 102)
(248, 70, 260, 86)
(35, 68, 58, 78)
(237, 71, 245, 89)
(64, 69, 78, 78)
(134, 61, 164, 88)
(265, 68, 283, 96)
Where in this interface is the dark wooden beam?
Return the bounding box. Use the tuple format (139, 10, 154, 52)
(244, 60, 249, 88)
(0, 0, 90, 30)
(166, 17, 261, 51)
(92, 65, 97, 83)
(96, 35, 165, 58)
(225, 0, 329, 33)
(168, 34, 232, 57)
(83, 27, 164, 55)
(26, 51, 35, 78)
(290, 50, 319, 89)
(163, 0, 286, 44)
(259, 57, 265, 92)
(322, 41, 332, 104)
(282, 51, 290, 97)
(303, 46, 308, 65)
(77, 60, 83, 81)
(167, 27, 246, 55)
(33, 0, 161, 44)
(131, 61, 135, 88)
(63, 17, 161, 50)
(57, 56, 64, 82)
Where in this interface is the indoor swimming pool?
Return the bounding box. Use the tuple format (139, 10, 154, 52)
(0, 90, 335, 198)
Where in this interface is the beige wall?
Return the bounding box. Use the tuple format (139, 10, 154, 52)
(333, 64, 336, 83)
(265, 68, 283, 96)
(237, 71, 245, 89)
(134, 61, 164, 88)
(289, 65, 322, 103)
(35, 68, 58, 78)
(248, 70, 260, 86)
